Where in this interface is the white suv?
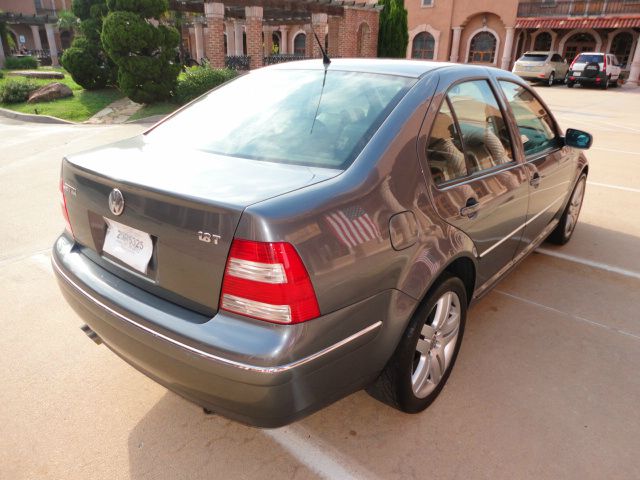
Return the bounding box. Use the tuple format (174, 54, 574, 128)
(567, 52, 621, 89)
(512, 51, 569, 86)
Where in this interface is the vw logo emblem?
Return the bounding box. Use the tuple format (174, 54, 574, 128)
(108, 188, 125, 216)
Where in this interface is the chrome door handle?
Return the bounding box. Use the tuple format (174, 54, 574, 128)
(460, 198, 480, 218)
(530, 172, 541, 188)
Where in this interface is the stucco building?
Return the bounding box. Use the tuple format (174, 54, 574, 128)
(0, 0, 70, 67)
(406, 0, 640, 86)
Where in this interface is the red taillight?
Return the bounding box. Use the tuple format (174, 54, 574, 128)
(220, 239, 320, 324)
(603, 55, 607, 72)
(569, 56, 577, 69)
(59, 179, 74, 236)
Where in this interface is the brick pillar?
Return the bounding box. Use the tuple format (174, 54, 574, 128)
(204, 2, 225, 68)
(327, 16, 340, 58)
(304, 25, 314, 58)
(245, 6, 263, 69)
(280, 26, 288, 54)
(310, 13, 327, 59)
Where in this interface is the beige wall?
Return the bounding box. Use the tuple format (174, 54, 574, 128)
(406, 0, 518, 65)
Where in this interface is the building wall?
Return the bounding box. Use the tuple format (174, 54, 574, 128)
(0, 0, 37, 15)
(406, 0, 518, 65)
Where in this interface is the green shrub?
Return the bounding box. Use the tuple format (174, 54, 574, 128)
(61, 0, 115, 90)
(0, 70, 3, 80)
(174, 67, 237, 104)
(5, 56, 39, 70)
(102, 0, 180, 104)
(0, 79, 38, 103)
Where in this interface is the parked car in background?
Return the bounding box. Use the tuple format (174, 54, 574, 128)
(512, 51, 569, 86)
(53, 60, 592, 427)
(567, 52, 622, 89)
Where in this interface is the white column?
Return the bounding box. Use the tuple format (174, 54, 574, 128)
(280, 26, 288, 54)
(501, 27, 515, 70)
(194, 21, 205, 62)
(234, 20, 243, 55)
(44, 23, 59, 66)
(225, 21, 235, 56)
(30, 25, 43, 51)
(0, 33, 5, 69)
(626, 41, 640, 87)
(450, 26, 462, 63)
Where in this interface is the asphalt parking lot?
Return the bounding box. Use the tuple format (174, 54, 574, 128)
(1, 83, 639, 480)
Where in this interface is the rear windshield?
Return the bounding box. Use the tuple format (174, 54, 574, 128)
(146, 69, 415, 169)
(520, 54, 548, 62)
(575, 54, 603, 63)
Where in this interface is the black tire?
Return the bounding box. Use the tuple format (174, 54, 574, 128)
(547, 173, 587, 245)
(366, 274, 468, 413)
(547, 72, 555, 86)
(567, 81, 575, 88)
(564, 72, 570, 84)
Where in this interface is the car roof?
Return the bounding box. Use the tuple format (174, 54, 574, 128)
(576, 52, 604, 56)
(264, 58, 495, 78)
(523, 51, 552, 55)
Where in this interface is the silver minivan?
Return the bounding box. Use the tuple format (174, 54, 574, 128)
(512, 51, 570, 86)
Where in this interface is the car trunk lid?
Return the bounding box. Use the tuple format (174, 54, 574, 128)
(61, 136, 340, 316)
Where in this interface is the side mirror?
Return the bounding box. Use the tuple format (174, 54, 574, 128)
(565, 128, 593, 150)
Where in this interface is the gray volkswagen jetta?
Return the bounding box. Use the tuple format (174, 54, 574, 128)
(53, 59, 591, 427)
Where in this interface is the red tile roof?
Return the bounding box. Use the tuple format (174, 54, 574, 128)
(515, 16, 640, 29)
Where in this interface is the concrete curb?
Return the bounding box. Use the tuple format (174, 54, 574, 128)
(0, 107, 76, 125)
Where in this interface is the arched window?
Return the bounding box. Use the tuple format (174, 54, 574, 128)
(412, 31, 435, 59)
(357, 22, 370, 57)
(533, 32, 552, 51)
(468, 31, 497, 63)
(610, 32, 633, 67)
(272, 32, 280, 54)
(293, 33, 306, 56)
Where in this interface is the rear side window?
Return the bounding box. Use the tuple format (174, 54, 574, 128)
(427, 80, 514, 185)
(520, 54, 549, 62)
(575, 54, 603, 64)
(551, 54, 564, 62)
(146, 69, 415, 169)
(499, 81, 559, 156)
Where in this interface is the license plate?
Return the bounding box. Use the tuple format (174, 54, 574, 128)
(573, 72, 581, 76)
(103, 218, 153, 274)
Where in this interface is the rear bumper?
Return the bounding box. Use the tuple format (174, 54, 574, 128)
(568, 72, 606, 84)
(53, 235, 413, 427)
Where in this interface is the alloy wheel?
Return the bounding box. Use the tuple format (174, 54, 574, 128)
(411, 291, 461, 398)
(564, 178, 586, 237)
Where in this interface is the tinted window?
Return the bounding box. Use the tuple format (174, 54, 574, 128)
(499, 81, 559, 156)
(520, 54, 548, 62)
(575, 54, 603, 64)
(447, 80, 513, 174)
(427, 80, 514, 185)
(551, 54, 563, 62)
(427, 99, 467, 185)
(146, 70, 414, 169)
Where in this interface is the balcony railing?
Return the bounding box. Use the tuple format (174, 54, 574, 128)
(517, 0, 640, 17)
(35, 7, 58, 17)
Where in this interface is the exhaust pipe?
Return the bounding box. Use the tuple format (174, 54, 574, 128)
(80, 324, 103, 345)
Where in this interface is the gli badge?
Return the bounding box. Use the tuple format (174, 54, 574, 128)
(108, 188, 125, 216)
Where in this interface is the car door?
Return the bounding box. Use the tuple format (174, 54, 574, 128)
(608, 54, 622, 79)
(497, 80, 572, 250)
(421, 73, 530, 286)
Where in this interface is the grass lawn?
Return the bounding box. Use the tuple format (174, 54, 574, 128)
(0, 67, 124, 122)
(128, 101, 178, 121)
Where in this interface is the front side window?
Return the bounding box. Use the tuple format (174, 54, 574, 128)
(427, 80, 514, 185)
(147, 70, 415, 169)
(499, 81, 559, 156)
